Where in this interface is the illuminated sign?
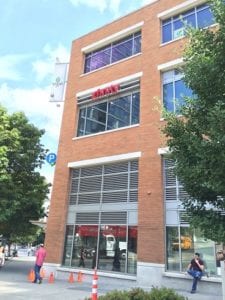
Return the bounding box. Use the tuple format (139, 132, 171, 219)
(91, 84, 120, 99)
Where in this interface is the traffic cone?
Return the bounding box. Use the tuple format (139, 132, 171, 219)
(68, 272, 75, 283)
(48, 272, 55, 283)
(28, 269, 35, 282)
(40, 267, 45, 278)
(91, 269, 98, 300)
(77, 271, 83, 283)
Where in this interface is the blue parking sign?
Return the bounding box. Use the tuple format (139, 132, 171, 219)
(46, 153, 57, 166)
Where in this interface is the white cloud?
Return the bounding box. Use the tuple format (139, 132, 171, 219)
(0, 54, 29, 81)
(69, 0, 121, 15)
(0, 44, 70, 183)
(0, 83, 63, 145)
(0, 83, 64, 183)
(141, 0, 157, 5)
(32, 43, 70, 83)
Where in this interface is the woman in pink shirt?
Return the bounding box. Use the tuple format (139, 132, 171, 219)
(33, 244, 47, 284)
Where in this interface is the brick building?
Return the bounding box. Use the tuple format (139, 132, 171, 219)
(45, 0, 222, 291)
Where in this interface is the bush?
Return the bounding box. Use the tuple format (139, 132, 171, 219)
(85, 287, 188, 300)
(148, 287, 187, 300)
(98, 290, 130, 300)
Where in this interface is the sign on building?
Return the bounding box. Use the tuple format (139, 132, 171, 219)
(49, 59, 69, 103)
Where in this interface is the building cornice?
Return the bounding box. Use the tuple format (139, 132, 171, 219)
(68, 152, 141, 168)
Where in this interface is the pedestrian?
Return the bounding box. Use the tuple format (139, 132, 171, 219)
(0, 244, 5, 267)
(112, 245, 121, 272)
(33, 244, 47, 284)
(187, 252, 204, 294)
(78, 246, 85, 267)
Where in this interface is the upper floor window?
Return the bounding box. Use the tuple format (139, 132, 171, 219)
(163, 69, 192, 114)
(84, 31, 141, 73)
(77, 90, 140, 137)
(162, 3, 214, 44)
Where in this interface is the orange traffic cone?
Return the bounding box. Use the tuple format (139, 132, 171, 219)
(28, 269, 35, 282)
(48, 272, 55, 283)
(77, 271, 83, 283)
(91, 269, 98, 300)
(68, 272, 75, 283)
(40, 267, 45, 278)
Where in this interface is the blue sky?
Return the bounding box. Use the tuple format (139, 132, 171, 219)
(0, 0, 152, 184)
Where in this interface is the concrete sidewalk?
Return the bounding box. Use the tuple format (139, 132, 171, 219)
(0, 257, 223, 300)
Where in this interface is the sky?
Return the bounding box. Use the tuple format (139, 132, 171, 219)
(0, 0, 153, 185)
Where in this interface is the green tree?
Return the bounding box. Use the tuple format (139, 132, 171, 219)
(0, 105, 50, 244)
(163, 0, 225, 243)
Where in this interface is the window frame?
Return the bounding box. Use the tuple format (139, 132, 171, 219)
(161, 2, 214, 44)
(83, 31, 141, 74)
(77, 89, 140, 137)
(162, 69, 192, 114)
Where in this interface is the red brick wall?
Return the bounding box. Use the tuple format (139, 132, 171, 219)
(45, 0, 186, 264)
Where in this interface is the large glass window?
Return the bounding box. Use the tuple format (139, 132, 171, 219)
(162, 3, 214, 43)
(164, 158, 219, 276)
(166, 226, 217, 275)
(162, 70, 192, 114)
(77, 91, 140, 137)
(84, 31, 141, 73)
(63, 224, 137, 274)
(63, 160, 138, 274)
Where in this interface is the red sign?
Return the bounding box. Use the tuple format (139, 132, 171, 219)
(76, 225, 137, 238)
(91, 84, 120, 100)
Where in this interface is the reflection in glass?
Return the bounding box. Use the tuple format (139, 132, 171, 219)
(193, 228, 216, 276)
(180, 227, 193, 271)
(162, 70, 192, 114)
(63, 225, 74, 266)
(63, 224, 137, 274)
(77, 91, 140, 137)
(84, 31, 141, 73)
(71, 225, 98, 269)
(166, 226, 218, 275)
(128, 226, 137, 274)
(98, 225, 127, 273)
(166, 227, 180, 271)
(162, 4, 214, 44)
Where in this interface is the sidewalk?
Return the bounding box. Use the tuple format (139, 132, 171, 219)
(0, 256, 223, 300)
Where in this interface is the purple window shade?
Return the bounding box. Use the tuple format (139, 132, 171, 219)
(111, 39, 133, 63)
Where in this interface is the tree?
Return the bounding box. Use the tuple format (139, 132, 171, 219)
(0, 105, 50, 244)
(162, 0, 225, 243)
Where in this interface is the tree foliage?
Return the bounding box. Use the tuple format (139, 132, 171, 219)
(162, 0, 225, 242)
(0, 105, 50, 243)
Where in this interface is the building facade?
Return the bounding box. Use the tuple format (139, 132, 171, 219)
(45, 0, 222, 291)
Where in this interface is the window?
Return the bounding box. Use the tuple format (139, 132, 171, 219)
(84, 31, 141, 73)
(163, 158, 218, 275)
(162, 69, 192, 114)
(77, 91, 140, 137)
(162, 3, 214, 43)
(63, 160, 138, 274)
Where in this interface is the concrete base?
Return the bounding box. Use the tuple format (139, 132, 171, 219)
(44, 261, 222, 297)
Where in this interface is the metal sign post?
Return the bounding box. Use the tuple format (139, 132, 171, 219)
(220, 260, 225, 300)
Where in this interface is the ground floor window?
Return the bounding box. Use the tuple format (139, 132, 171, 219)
(166, 226, 221, 276)
(63, 159, 138, 274)
(63, 224, 137, 274)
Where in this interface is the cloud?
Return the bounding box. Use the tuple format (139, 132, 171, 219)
(0, 54, 29, 81)
(141, 0, 158, 5)
(69, 0, 121, 15)
(0, 83, 63, 143)
(0, 82, 64, 183)
(32, 43, 70, 83)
